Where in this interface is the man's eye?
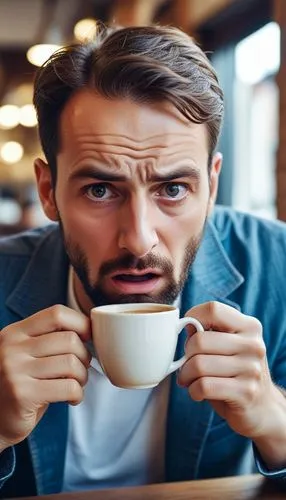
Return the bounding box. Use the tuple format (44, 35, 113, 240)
(85, 183, 111, 200)
(162, 183, 188, 199)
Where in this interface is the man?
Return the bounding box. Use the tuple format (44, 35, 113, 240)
(0, 25, 286, 497)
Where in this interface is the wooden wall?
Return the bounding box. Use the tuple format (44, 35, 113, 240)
(275, 0, 286, 220)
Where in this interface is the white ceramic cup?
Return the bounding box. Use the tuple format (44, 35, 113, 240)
(90, 303, 204, 389)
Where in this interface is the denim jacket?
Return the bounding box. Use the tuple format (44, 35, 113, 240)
(0, 206, 286, 497)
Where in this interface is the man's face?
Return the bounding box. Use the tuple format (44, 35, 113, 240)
(36, 90, 221, 313)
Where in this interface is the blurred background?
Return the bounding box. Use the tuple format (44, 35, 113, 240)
(0, 0, 284, 235)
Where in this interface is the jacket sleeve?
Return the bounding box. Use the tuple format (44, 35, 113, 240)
(0, 447, 16, 489)
(253, 444, 286, 484)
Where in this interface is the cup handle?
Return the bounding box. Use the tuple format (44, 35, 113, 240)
(166, 316, 204, 376)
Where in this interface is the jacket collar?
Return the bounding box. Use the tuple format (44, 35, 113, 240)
(6, 226, 69, 320)
(190, 218, 244, 301)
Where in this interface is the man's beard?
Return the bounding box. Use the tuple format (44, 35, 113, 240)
(61, 227, 205, 307)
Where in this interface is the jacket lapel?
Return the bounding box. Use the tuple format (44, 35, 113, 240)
(5, 226, 70, 494)
(5, 226, 69, 319)
(166, 219, 244, 481)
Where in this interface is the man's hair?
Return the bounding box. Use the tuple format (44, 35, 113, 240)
(33, 25, 224, 185)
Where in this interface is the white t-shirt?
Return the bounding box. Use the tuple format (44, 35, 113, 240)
(62, 269, 172, 491)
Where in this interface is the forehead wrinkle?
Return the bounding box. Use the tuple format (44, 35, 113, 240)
(71, 149, 200, 173)
(70, 131, 194, 152)
(70, 138, 198, 162)
(65, 142, 203, 177)
(69, 131, 192, 146)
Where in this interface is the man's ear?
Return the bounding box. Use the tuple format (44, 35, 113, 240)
(34, 158, 58, 221)
(207, 152, 222, 216)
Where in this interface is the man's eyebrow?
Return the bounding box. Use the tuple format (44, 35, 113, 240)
(69, 166, 201, 183)
(150, 167, 201, 182)
(69, 167, 128, 182)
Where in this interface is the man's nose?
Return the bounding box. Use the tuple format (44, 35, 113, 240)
(118, 196, 159, 258)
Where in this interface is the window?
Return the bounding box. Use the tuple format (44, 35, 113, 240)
(233, 22, 280, 219)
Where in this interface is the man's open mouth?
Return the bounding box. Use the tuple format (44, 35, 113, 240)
(113, 273, 158, 282)
(108, 270, 162, 294)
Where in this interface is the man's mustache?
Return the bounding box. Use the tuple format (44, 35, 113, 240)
(98, 253, 173, 277)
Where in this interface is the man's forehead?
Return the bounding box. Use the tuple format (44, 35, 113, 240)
(59, 89, 208, 148)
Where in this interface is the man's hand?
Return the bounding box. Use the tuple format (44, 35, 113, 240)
(0, 305, 91, 452)
(178, 301, 286, 469)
